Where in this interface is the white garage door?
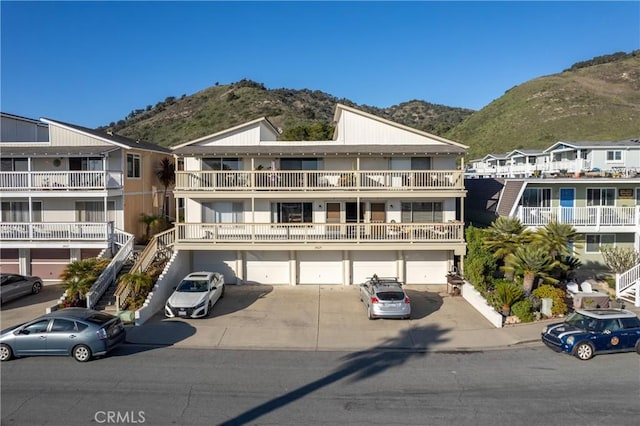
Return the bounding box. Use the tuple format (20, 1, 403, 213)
(351, 251, 397, 285)
(298, 251, 342, 285)
(405, 251, 449, 285)
(192, 251, 240, 284)
(246, 251, 290, 285)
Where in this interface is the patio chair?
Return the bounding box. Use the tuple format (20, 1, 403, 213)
(580, 281, 596, 293)
(566, 282, 579, 295)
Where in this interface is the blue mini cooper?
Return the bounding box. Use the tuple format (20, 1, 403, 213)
(541, 309, 640, 360)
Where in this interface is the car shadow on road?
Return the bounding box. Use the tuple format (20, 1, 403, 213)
(219, 324, 451, 426)
(209, 284, 274, 318)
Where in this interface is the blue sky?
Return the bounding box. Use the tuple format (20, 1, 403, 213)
(1, 1, 639, 128)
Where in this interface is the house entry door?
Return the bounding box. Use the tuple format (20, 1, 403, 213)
(559, 188, 575, 223)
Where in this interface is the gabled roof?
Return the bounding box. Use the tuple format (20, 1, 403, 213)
(333, 103, 469, 149)
(508, 149, 545, 156)
(40, 118, 171, 153)
(1, 112, 48, 126)
(544, 139, 640, 153)
(171, 117, 280, 149)
(0, 146, 118, 157)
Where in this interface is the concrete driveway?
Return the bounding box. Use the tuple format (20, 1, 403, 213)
(0, 284, 64, 329)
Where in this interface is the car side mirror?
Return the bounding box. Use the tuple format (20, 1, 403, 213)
(172, 286, 177, 290)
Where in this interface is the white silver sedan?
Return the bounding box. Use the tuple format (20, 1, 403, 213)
(165, 272, 225, 318)
(359, 276, 411, 320)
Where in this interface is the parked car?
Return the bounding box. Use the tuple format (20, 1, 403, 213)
(541, 308, 640, 360)
(0, 273, 43, 304)
(359, 275, 411, 320)
(165, 271, 225, 319)
(0, 308, 126, 362)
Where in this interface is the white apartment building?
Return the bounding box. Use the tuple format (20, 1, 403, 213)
(171, 104, 468, 286)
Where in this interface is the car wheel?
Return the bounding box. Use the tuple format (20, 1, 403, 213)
(72, 345, 92, 362)
(635, 340, 640, 355)
(31, 282, 42, 294)
(0, 344, 13, 361)
(574, 342, 594, 361)
(367, 307, 374, 320)
(206, 300, 213, 316)
(220, 285, 225, 299)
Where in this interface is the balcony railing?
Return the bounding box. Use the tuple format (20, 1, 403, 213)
(176, 222, 464, 244)
(175, 170, 463, 192)
(516, 206, 639, 227)
(0, 171, 123, 191)
(0, 222, 111, 241)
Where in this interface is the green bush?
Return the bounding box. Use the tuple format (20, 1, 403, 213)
(464, 226, 496, 293)
(487, 280, 523, 312)
(511, 299, 534, 322)
(532, 284, 568, 316)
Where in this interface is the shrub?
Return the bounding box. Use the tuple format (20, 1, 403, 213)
(487, 280, 523, 312)
(464, 226, 496, 292)
(511, 299, 535, 323)
(532, 284, 568, 316)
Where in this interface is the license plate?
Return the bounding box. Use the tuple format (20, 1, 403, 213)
(178, 310, 187, 317)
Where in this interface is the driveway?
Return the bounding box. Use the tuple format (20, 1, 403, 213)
(0, 284, 64, 329)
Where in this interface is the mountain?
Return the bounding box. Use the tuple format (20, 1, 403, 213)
(446, 51, 640, 160)
(102, 79, 473, 147)
(103, 51, 639, 159)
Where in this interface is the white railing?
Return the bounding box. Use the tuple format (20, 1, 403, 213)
(86, 230, 135, 310)
(516, 206, 638, 227)
(175, 170, 464, 191)
(0, 222, 110, 240)
(0, 170, 123, 191)
(176, 222, 464, 243)
(617, 263, 640, 307)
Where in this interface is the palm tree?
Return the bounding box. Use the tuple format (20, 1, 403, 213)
(155, 158, 175, 219)
(117, 272, 153, 308)
(483, 217, 532, 279)
(533, 221, 581, 260)
(59, 258, 109, 305)
(140, 213, 162, 243)
(503, 246, 558, 294)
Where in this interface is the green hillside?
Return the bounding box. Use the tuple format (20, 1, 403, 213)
(446, 51, 640, 160)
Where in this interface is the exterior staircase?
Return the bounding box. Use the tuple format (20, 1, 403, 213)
(93, 249, 140, 314)
(617, 263, 640, 307)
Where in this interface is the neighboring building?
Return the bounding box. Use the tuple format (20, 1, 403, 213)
(0, 113, 173, 282)
(467, 139, 640, 179)
(171, 104, 468, 286)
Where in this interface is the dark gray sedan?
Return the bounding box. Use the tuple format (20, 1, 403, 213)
(0, 273, 43, 304)
(0, 308, 126, 362)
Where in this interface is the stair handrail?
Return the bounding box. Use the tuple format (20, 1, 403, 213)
(114, 228, 175, 311)
(86, 230, 135, 310)
(616, 263, 640, 306)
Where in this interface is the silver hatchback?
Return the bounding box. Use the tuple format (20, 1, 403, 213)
(359, 275, 411, 320)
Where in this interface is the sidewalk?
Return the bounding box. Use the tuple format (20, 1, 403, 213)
(125, 285, 554, 352)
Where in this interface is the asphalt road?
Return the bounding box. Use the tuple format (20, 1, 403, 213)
(1, 345, 639, 425)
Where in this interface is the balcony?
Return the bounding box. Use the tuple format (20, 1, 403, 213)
(175, 222, 464, 246)
(515, 206, 639, 231)
(0, 171, 123, 191)
(0, 222, 111, 241)
(175, 170, 464, 192)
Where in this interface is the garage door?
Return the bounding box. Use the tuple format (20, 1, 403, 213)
(298, 251, 342, 285)
(246, 251, 290, 285)
(31, 248, 70, 281)
(0, 249, 20, 274)
(405, 251, 449, 285)
(351, 251, 397, 285)
(192, 250, 239, 284)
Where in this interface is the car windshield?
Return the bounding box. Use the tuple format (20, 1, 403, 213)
(376, 291, 405, 301)
(177, 279, 209, 292)
(565, 312, 600, 332)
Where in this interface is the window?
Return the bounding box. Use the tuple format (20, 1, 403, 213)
(1, 201, 42, 222)
(177, 198, 185, 222)
(585, 234, 615, 253)
(50, 319, 77, 332)
(606, 151, 622, 162)
(24, 319, 50, 334)
(271, 202, 312, 223)
(587, 188, 615, 206)
(126, 153, 141, 178)
(401, 202, 443, 223)
(521, 188, 551, 207)
(279, 158, 321, 171)
(0, 158, 28, 171)
(76, 201, 104, 222)
(635, 188, 640, 206)
(202, 157, 240, 171)
(202, 202, 243, 223)
(69, 157, 102, 171)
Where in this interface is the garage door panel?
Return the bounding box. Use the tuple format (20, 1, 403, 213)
(298, 251, 342, 285)
(0, 249, 20, 274)
(352, 251, 396, 284)
(405, 251, 448, 285)
(31, 249, 70, 281)
(246, 251, 290, 285)
(193, 251, 239, 284)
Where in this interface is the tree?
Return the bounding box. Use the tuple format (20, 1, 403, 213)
(503, 246, 558, 294)
(464, 226, 496, 292)
(155, 158, 175, 219)
(140, 214, 163, 243)
(59, 258, 109, 305)
(117, 272, 153, 308)
(533, 221, 581, 260)
(483, 217, 532, 279)
(600, 246, 640, 274)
